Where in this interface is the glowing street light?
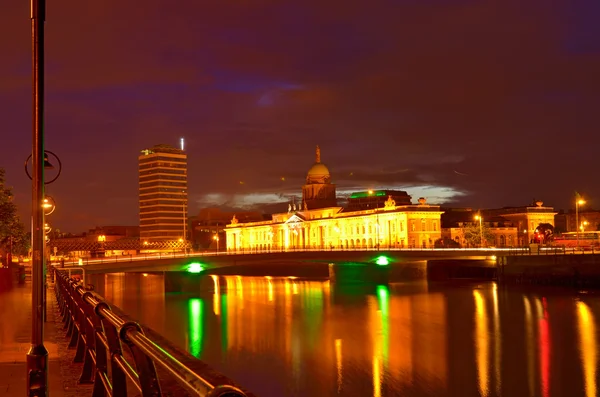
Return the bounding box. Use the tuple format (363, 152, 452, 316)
(42, 196, 55, 215)
(576, 195, 586, 247)
(213, 235, 220, 254)
(474, 214, 484, 248)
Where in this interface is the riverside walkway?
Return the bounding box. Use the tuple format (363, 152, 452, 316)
(0, 280, 91, 396)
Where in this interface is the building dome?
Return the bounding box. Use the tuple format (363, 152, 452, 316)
(306, 146, 331, 184)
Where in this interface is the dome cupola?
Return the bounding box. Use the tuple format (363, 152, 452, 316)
(306, 145, 331, 184)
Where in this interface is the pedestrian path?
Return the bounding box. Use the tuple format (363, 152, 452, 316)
(0, 281, 91, 396)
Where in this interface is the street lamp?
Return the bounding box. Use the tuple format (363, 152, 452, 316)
(213, 235, 220, 254)
(25, 0, 54, 392)
(182, 201, 187, 255)
(368, 190, 380, 250)
(581, 221, 589, 233)
(576, 196, 586, 247)
(474, 215, 484, 248)
(42, 196, 55, 215)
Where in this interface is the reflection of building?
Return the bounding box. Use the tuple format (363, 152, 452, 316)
(225, 147, 443, 251)
(138, 144, 187, 242)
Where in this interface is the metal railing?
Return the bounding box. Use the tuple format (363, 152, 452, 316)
(505, 246, 598, 256)
(57, 246, 531, 266)
(53, 269, 247, 397)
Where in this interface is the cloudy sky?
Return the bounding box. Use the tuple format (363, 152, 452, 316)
(2, 0, 599, 232)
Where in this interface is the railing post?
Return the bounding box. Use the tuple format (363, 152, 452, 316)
(77, 291, 98, 384)
(119, 323, 162, 396)
(97, 302, 128, 397)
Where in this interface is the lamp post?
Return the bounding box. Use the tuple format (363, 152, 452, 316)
(368, 190, 380, 250)
(474, 215, 484, 248)
(576, 196, 585, 247)
(182, 201, 187, 255)
(213, 235, 219, 254)
(27, 0, 48, 392)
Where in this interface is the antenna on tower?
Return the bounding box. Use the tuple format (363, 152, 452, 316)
(180, 137, 185, 151)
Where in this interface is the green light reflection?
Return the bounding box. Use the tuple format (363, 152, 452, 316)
(221, 293, 228, 354)
(188, 298, 204, 357)
(377, 285, 390, 365)
(304, 284, 324, 349)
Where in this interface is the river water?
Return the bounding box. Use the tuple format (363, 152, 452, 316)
(88, 272, 600, 397)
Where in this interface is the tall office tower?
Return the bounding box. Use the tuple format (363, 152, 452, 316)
(138, 144, 187, 243)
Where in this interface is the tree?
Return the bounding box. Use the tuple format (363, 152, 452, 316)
(532, 223, 554, 244)
(434, 237, 462, 248)
(461, 224, 496, 247)
(0, 168, 29, 260)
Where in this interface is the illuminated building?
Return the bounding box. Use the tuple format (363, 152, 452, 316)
(138, 144, 187, 242)
(441, 201, 556, 247)
(442, 209, 518, 247)
(345, 190, 412, 211)
(189, 207, 265, 250)
(225, 147, 443, 250)
(482, 201, 556, 246)
(302, 145, 337, 209)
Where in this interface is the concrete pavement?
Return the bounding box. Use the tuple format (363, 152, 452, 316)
(0, 280, 92, 396)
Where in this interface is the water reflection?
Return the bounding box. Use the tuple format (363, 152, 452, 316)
(473, 290, 490, 396)
(88, 273, 600, 397)
(523, 296, 535, 397)
(577, 301, 596, 397)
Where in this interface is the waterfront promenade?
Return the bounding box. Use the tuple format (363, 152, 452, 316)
(0, 281, 91, 396)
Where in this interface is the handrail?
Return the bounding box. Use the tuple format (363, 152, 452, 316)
(53, 269, 247, 397)
(56, 246, 533, 266)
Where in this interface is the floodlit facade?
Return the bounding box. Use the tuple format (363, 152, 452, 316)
(138, 144, 187, 242)
(482, 200, 556, 246)
(225, 147, 443, 251)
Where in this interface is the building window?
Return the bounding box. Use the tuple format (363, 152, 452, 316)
(433, 222, 437, 232)
(421, 219, 426, 231)
(411, 222, 415, 232)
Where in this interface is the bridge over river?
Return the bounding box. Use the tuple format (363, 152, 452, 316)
(60, 248, 514, 275)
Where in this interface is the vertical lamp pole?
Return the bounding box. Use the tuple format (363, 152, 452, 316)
(182, 201, 187, 255)
(27, 0, 49, 394)
(576, 196, 585, 248)
(475, 215, 483, 248)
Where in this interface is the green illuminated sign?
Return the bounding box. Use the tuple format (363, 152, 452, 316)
(350, 190, 387, 199)
(187, 263, 204, 273)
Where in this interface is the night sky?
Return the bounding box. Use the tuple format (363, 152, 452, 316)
(2, 0, 599, 233)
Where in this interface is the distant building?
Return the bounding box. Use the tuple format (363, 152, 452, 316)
(554, 209, 600, 234)
(345, 190, 412, 211)
(441, 208, 518, 247)
(87, 226, 140, 240)
(138, 144, 187, 242)
(225, 147, 443, 250)
(301, 145, 337, 209)
(190, 208, 264, 250)
(481, 200, 556, 246)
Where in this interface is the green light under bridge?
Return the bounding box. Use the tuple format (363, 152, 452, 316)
(375, 256, 391, 266)
(187, 263, 205, 273)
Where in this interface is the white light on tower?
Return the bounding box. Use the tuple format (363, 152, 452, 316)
(180, 137, 185, 151)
